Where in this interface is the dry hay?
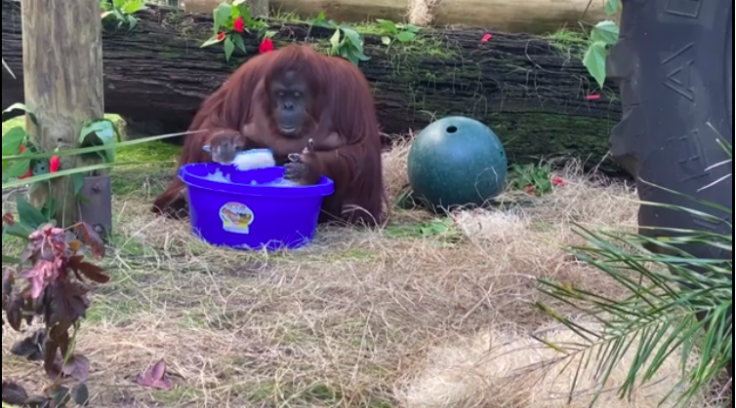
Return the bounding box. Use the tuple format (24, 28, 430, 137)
(395, 322, 713, 407)
(4, 139, 721, 407)
(407, 0, 441, 25)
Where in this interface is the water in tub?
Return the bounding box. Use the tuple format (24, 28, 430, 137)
(203, 149, 298, 186)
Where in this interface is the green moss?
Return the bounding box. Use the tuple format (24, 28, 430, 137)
(117, 141, 180, 164)
(544, 28, 587, 59)
(490, 112, 616, 169)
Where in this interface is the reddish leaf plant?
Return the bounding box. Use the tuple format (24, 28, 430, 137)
(135, 359, 173, 390)
(2, 219, 109, 407)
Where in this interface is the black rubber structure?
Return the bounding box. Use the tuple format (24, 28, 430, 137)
(607, 0, 733, 379)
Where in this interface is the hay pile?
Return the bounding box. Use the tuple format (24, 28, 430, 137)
(396, 322, 715, 407)
(2, 139, 724, 407)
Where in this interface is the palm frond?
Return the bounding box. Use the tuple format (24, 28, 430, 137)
(535, 139, 732, 406)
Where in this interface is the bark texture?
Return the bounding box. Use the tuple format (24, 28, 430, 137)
(2, 1, 623, 172)
(18, 0, 104, 225)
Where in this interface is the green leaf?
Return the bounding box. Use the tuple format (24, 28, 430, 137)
(122, 0, 146, 14)
(16, 195, 48, 229)
(396, 31, 416, 42)
(604, 0, 620, 16)
(127, 15, 137, 31)
(112, 0, 125, 7)
(230, 2, 241, 18)
(2, 127, 27, 156)
(583, 41, 608, 88)
(41, 198, 59, 221)
(79, 119, 117, 163)
(2, 102, 30, 116)
(329, 29, 341, 49)
(341, 27, 363, 48)
(400, 24, 420, 33)
(231, 34, 246, 53)
(4, 220, 33, 240)
(201, 33, 223, 48)
(376, 19, 397, 34)
(214, 3, 232, 26)
(381, 36, 391, 46)
(4, 154, 31, 178)
(223, 36, 235, 61)
(2, 255, 20, 263)
(590, 20, 619, 45)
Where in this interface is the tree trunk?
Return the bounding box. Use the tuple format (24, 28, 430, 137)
(19, 0, 104, 227)
(2, 1, 623, 173)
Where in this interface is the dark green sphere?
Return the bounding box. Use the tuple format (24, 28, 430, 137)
(407, 116, 507, 209)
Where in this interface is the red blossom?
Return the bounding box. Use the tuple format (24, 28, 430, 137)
(586, 94, 601, 101)
(217, 32, 225, 41)
(233, 16, 245, 33)
(49, 156, 60, 173)
(19, 145, 25, 153)
(259, 38, 274, 53)
(524, 185, 536, 196)
(551, 176, 565, 186)
(481, 33, 492, 42)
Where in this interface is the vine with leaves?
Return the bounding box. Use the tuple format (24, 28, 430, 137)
(100, 0, 147, 31)
(201, 0, 275, 61)
(581, 0, 620, 88)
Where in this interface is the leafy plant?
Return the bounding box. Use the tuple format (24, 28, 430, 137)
(581, 0, 620, 87)
(375, 19, 420, 48)
(201, 0, 274, 61)
(2, 104, 122, 205)
(2, 109, 190, 406)
(2, 212, 106, 406)
(507, 163, 563, 196)
(535, 139, 732, 406)
(310, 12, 370, 66)
(100, 0, 147, 31)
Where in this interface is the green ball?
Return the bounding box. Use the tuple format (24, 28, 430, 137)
(407, 116, 507, 209)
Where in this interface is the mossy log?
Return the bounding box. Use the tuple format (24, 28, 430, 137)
(1, 1, 623, 173)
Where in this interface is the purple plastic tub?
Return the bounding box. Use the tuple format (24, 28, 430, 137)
(178, 163, 334, 250)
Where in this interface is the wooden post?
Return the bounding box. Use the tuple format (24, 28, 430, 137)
(21, 0, 104, 227)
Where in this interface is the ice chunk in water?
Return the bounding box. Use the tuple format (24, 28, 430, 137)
(233, 150, 276, 171)
(249, 178, 298, 186)
(204, 168, 231, 182)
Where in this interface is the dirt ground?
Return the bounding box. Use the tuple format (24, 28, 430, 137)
(2, 140, 727, 407)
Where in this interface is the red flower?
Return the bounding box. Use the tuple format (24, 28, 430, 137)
(481, 33, 492, 42)
(217, 32, 225, 41)
(586, 94, 601, 101)
(233, 16, 245, 33)
(259, 38, 274, 53)
(19, 145, 25, 153)
(18, 168, 32, 180)
(551, 176, 565, 186)
(524, 184, 536, 196)
(49, 156, 60, 173)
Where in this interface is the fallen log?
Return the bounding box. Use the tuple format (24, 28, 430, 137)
(185, 0, 609, 34)
(2, 1, 623, 173)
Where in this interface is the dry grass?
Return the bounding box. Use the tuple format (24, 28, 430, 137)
(2, 140, 720, 407)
